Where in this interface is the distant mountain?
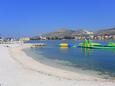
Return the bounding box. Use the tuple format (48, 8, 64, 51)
(41, 28, 93, 38)
(42, 28, 75, 38)
(72, 29, 93, 36)
(30, 27, 115, 40)
(95, 28, 115, 35)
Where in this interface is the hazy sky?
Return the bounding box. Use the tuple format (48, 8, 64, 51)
(0, 0, 115, 37)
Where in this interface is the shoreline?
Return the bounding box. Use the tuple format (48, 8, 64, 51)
(0, 44, 115, 86)
(8, 44, 115, 81)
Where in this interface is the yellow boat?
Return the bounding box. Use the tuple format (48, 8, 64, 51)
(59, 43, 68, 47)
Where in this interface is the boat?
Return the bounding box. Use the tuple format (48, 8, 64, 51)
(90, 46, 115, 49)
(79, 43, 101, 47)
(107, 42, 115, 47)
(59, 43, 68, 47)
(59, 43, 76, 48)
(79, 39, 115, 49)
(79, 39, 101, 47)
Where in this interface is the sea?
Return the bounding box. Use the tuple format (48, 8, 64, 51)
(24, 40, 115, 79)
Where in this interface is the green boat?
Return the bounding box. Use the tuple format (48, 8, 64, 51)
(79, 39, 101, 47)
(90, 46, 115, 49)
(79, 39, 115, 49)
(79, 43, 101, 47)
(107, 42, 115, 47)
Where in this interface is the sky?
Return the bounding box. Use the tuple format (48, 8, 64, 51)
(0, 0, 115, 37)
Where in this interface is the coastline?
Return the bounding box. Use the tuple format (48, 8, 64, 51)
(0, 44, 115, 86)
(9, 44, 114, 81)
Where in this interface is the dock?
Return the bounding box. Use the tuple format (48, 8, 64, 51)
(23, 43, 47, 48)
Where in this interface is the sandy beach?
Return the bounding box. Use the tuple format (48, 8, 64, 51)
(0, 44, 115, 86)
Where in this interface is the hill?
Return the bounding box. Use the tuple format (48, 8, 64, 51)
(42, 28, 75, 38)
(42, 28, 93, 38)
(95, 28, 115, 35)
(31, 27, 115, 40)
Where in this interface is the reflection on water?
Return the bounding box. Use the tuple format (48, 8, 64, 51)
(81, 47, 115, 57)
(111, 49, 115, 54)
(60, 47, 68, 49)
(59, 47, 69, 54)
(81, 48, 92, 57)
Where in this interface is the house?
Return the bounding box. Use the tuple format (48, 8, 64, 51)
(0, 37, 3, 41)
(89, 35, 94, 40)
(0, 37, 3, 44)
(4, 37, 16, 42)
(19, 37, 30, 42)
(112, 35, 115, 40)
(39, 36, 47, 40)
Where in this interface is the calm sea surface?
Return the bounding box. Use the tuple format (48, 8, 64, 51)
(24, 40, 115, 79)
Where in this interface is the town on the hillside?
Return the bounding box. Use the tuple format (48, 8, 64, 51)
(0, 28, 115, 44)
(30, 28, 115, 40)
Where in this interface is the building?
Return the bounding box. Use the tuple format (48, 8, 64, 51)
(39, 36, 47, 40)
(0, 37, 3, 44)
(112, 35, 115, 40)
(4, 37, 16, 42)
(19, 37, 30, 42)
(0, 37, 3, 41)
(89, 35, 94, 40)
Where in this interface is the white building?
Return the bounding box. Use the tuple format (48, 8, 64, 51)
(0, 37, 4, 41)
(112, 35, 115, 40)
(40, 36, 47, 40)
(19, 37, 30, 42)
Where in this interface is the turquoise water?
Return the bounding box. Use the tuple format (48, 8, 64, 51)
(25, 40, 115, 79)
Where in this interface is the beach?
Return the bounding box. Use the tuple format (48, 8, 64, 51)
(0, 44, 115, 86)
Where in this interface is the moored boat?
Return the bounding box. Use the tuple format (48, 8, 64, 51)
(79, 39, 115, 49)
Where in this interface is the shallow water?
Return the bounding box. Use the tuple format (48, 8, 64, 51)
(25, 40, 115, 79)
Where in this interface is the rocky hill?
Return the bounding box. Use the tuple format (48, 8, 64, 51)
(72, 29, 93, 36)
(42, 28, 93, 38)
(95, 28, 115, 35)
(42, 28, 75, 38)
(31, 27, 115, 40)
